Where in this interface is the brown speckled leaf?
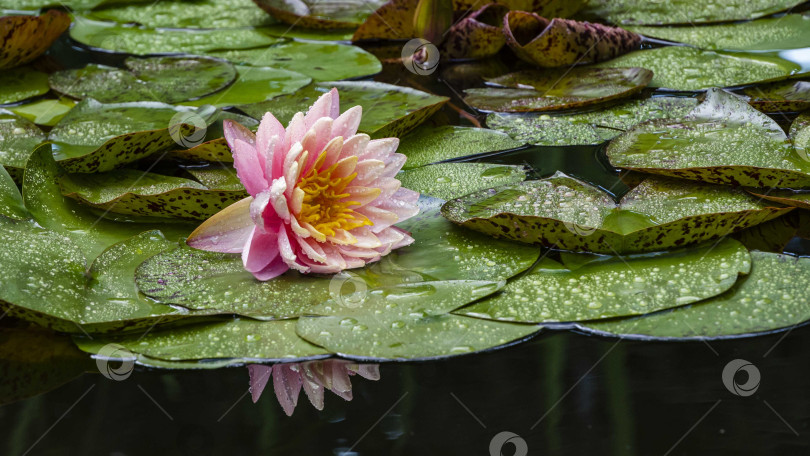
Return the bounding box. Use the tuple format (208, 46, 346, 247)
(441, 172, 790, 254)
(169, 137, 233, 162)
(503, 11, 641, 68)
(0, 10, 70, 70)
(744, 79, 810, 113)
(352, 0, 417, 41)
(452, 0, 586, 17)
(440, 4, 507, 60)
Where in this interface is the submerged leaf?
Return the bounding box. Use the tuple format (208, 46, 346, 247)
(607, 89, 810, 187)
(0, 10, 70, 69)
(399, 125, 523, 169)
(441, 172, 790, 254)
(464, 67, 652, 112)
(459, 238, 750, 323)
(584, 0, 806, 25)
(582, 252, 810, 339)
(0, 66, 49, 105)
(486, 96, 698, 146)
(398, 163, 526, 200)
(743, 79, 810, 113)
(503, 11, 641, 68)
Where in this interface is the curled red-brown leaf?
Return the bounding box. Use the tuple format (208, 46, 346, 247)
(452, 0, 586, 17)
(352, 0, 418, 41)
(503, 10, 641, 68)
(0, 10, 71, 70)
(440, 4, 509, 60)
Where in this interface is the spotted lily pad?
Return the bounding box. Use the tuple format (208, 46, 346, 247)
(238, 81, 448, 138)
(297, 281, 539, 360)
(594, 46, 800, 91)
(253, 0, 386, 29)
(743, 79, 810, 113)
(8, 97, 75, 127)
(441, 172, 790, 254)
(50, 56, 237, 104)
(0, 66, 49, 105)
(48, 98, 201, 173)
(181, 65, 311, 108)
(87, 0, 276, 28)
(464, 67, 652, 113)
(583, 0, 806, 25)
(0, 109, 45, 179)
(458, 238, 749, 323)
(440, 4, 507, 60)
(626, 14, 810, 51)
(207, 41, 381, 82)
(486, 96, 698, 146)
(75, 319, 329, 364)
(166, 112, 259, 163)
(503, 11, 641, 68)
(582, 252, 810, 339)
(398, 163, 527, 200)
(607, 89, 810, 187)
(399, 125, 523, 169)
(59, 169, 247, 220)
(0, 10, 70, 69)
(352, 0, 416, 41)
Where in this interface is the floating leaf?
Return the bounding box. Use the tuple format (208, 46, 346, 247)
(441, 172, 790, 254)
(398, 163, 526, 200)
(0, 10, 70, 69)
(75, 319, 329, 364)
(297, 281, 539, 360)
(743, 79, 810, 113)
(584, 0, 807, 25)
(181, 65, 311, 108)
(747, 189, 810, 210)
(626, 14, 810, 51)
(440, 4, 507, 60)
(50, 56, 237, 104)
(503, 11, 641, 68)
(8, 97, 75, 126)
(486, 96, 698, 146)
(87, 0, 276, 28)
(791, 111, 810, 159)
(399, 125, 523, 169)
(59, 169, 247, 220)
(238, 81, 448, 138)
(0, 66, 49, 105)
(0, 109, 45, 178)
(23, 145, 195, 261)
(582, 252, 810, 339)
(48, 98, 198, 173)
(207, 41, 381, 82)
(607, 89, 810, 188)
(464, 67, 652, 112)
(459, 238, 749, 323)
(70, 18, 279, 54)
(352, 0, 415, 41)
(166, 112, 259, 163)
(253, 0, 386, 28)
(594, 46, 800, 91)
(0, 165, 26, 219)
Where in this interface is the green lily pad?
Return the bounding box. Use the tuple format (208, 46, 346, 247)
(607, 89, 810, 188)
(0, 66, 49, 105)
(627, 14, 810, 51)
(791, 111, 810, 159)
(185, 166, 244, 192)
(582, 252, 810, 339)
(8, 97, 75, 126)
(239, 81, 448, 139)
(583, 0, 806, 25)
(87, 0, 276, 28)
(166, 112, 259, 163)
(398, 163, 527, 200)
(486, 96, 698, 146)
(59, 169, 247, 220)
(0, 109, 45, 178)
(23, 145, 195, 261)
(296, 281, 539, 360)
(743, 79, 810, 113)
(0, 165, 26, 219)
(70, 18, 279, 54)
(49, 56, 238, 104)
(252, 0, 386, 29)
(75, 318, 329, 364)
(464, 67, 653, 113)
(135, 197, 539, 319)
(181, 65, 311, 108)
(594, 46, 800, 91)
(48, 98, 200, 173)
(441, 171, 791, 254)
(207, 41, 381, 82)
(458, 238, 750, 323)
(399, 125, 524, 169)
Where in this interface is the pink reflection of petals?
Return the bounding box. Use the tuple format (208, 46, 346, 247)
(248, 360, 380, 416)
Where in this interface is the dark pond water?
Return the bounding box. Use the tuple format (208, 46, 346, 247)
(2, 33, 810, 456)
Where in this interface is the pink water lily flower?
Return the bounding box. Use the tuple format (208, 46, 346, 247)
(188, 88, 419, 280)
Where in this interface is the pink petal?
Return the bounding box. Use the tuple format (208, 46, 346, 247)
(278, 226, 309, 272)
(354, 159, 385, 185)
(301, 374, 325, 410)
(340, 134, 370, 160)
(248, 364, 273, 403)
(242, 226, 281, 274)
(381, 153, 407, 178)
(262, 134, 281, 182)
(389, 227, 415, 249)
(343, 186, 381, 206)
(375, 197, 420, 222)
(268, 177, 291, 222)
(359, 138, 398, 162)
(304, 90, 334, 129)
(336, 244, 381, 259)
(356, 205, 399, 232)
(319, 136, 344, 171)
(256, 113, 284, 172)
(375, 226, 406, 246)
(347, 226, 382, 249)
(233, 139, 268, 196)
(272, 364, 302, 416)
(187, 197, 253, 253)
(392, 187, 420, 204)
(351, 364, 380, 381)
(253, 255, 289, 280)
(332, 155, 358, 179)
(371, 177, 401, 200)
(223, 120, 256, 149)
(283, 112, 306, 158)
(301, 117, 334, 173)
(297, 236, 328, 263)
(332, 106, 362, 139)
(328, 87, 340, 119)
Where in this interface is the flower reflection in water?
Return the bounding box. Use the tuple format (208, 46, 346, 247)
(248, 359, 380, 415)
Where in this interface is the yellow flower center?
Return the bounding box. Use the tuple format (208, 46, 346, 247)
(297, 152, 372, 237)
